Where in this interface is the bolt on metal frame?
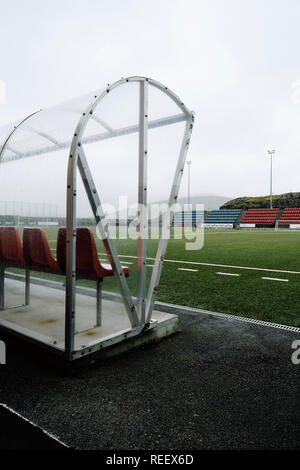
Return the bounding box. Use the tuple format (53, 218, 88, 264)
(0, 76, 194, 360)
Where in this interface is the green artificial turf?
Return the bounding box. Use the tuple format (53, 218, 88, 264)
(9, 227, 300, 327)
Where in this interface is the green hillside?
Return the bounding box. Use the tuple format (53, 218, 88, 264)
(220, 192, 300, 209)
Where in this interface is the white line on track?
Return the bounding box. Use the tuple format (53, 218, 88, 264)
(261, 277, 289, 282)
(216, 272, 240, 277)
(0, 403, 68, 447)
(178, 267, 198, 272)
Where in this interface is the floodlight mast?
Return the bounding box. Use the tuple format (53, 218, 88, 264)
(267, 150, 275, 209)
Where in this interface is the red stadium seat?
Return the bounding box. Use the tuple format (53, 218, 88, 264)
(0, 226, 30, 310)
(0, 226, 25, 268)
(57, 227, 129, 327)
(240, 208, 278, 225)
(56, 227, 129, 280)
(23, 227, 60, 274)
(279, 208, 300, 224)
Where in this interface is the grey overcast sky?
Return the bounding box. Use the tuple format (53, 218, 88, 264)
(0, 0, 300, 212)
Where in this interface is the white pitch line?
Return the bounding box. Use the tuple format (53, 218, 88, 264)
(178, 267, 198, 272)
(96, 252, 300, 276)
(49, 244, 300, 276)
(261, 277, 289, 282)
(164, 259, 300, 275)
(216, 272, 240, 277)
(0, 403, 68, 447)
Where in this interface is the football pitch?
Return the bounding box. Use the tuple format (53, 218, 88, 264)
(18, 227, 300, 328)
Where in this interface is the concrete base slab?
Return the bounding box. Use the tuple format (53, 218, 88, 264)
(0, 278, 179, 360)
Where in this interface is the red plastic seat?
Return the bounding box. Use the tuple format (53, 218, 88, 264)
(57, 227, 129, 328)
(56, 227, 129, 280)
(23, 228, 60, 274)
(0, 226, 30, 310)
(0, 226, 26, 268)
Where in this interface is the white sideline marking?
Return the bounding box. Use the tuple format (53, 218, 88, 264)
(48, 245, 300, 276)
(164, 259, 300, 275)
(97, 252, 300, 276)
(261, 277, 289, 282)
(216, 272, 240, 277)
(178, 267, 198, 272)
(0, 403, 68, 447)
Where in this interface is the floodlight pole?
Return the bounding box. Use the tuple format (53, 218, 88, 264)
(268, 150, 275, 209)
(186, 160, 192, 210)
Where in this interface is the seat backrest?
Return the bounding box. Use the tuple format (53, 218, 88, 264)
(0, 226, 25, 267)
(57, 227, 113, 279)
(23, 228, 60, 273)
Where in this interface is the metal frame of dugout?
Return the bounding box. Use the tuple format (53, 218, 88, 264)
(0, 76, 194, 361)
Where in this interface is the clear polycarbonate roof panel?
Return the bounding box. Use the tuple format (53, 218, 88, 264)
(0, 78, 189, 165)
(148, 83, 185, 121)
(0, 88, 103, 164)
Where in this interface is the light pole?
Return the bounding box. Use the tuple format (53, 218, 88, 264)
(267, 150, 275, 209)
(186, 160, 192, 210)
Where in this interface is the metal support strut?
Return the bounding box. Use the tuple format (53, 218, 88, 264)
(96, 280, 102, 327)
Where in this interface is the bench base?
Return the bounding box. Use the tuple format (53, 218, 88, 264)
(0, 275, 179, 362)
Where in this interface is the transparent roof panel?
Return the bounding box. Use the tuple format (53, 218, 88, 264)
(0, 77, 190, 165)
(93, 81, 139, 130)
(148, 83, 184, 121)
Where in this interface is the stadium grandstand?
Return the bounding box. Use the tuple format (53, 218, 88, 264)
(240, 208, 279, 227)
(278, 208, 300, 226)
(204, 209, 242, 228)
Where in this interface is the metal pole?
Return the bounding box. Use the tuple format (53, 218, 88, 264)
(0, 264, 4, 311)
(65, 147, 78, 359)
(187, 161, 192, 209)
(268, 150, 275, 209)
(270, 154, 272, 209)
(96, 280, 102, 327)
(137, 79, 148, 325)
(25, 269, 30, 306)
